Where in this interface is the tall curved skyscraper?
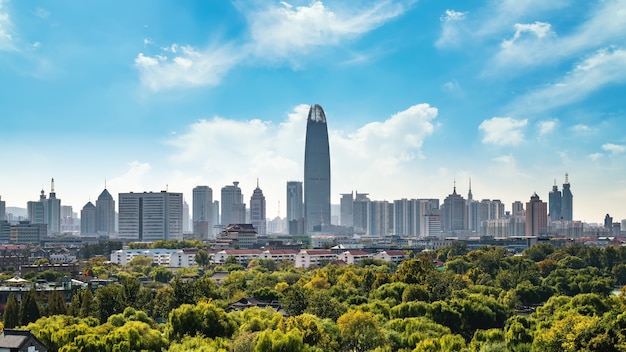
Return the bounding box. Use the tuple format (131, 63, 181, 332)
(304, 104, 331, 232)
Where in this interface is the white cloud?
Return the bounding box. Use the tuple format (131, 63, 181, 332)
(442, 80, 461, 94)
(436, 9, 468, 48)
(500, 21, 552, 48)
(493, 154, 514, 164)
(602, 143, 626, 154)
(477, 0, 570, 37)
(479, 117, 527, 146)
(0, 0, 15, 51)
(134, 44, 242, 91)
(508, 47, 626, 114)
(135, 1, 410, 91)
(246, 1, 407, 60)
(537, 119, 557, 136)
(165, 103, 437, 212)
(107, 161, 152, 193)
(571, 124, 592, 133)
(589, 153, 603, 161)
(491, 0, 626, 71)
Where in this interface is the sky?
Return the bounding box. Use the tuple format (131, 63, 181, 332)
(1, 0, 625, 224)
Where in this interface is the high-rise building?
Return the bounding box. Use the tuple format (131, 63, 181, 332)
(526, 193, 548, 236)
(286, 181, 304, 222)
(548, 180, 562, 221)
(81, 202, 97, 235)
(0, 196, 5, 221)
(27, 191, 46, 224)
(221, 182, 244, 226)
(47, 178, 61, 233)
(512, 201, 525, 217)
(442, 183, 465, 232)
(394, 198, 420, 237)
(352, 193, 370, 234)
(604, 214, 613, 229)
(304, 104, 331, 232)
(212, 200, 220, 234)
(340, 192, 354, 227)
(368, 200, 392, 237)
(561, 173, 573, 221)
(118, 191, 183, 241)
(193, 186, 213, 239)
(96, 188, 116, 234)
(466, 180, 479, 233)
(249, 180, 267, 236)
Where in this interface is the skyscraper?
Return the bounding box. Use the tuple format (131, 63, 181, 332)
(561, 173, 573, 221)
(96, 188, 116, 234)
(526, 193, 548, 236)
(193, 186, 213, 239)
(81, 202, 97, 235)
(340, 192, 354, 227)
(0, 196, 5, 221)
(286, 181, 304, 222)
(221, 182, 244, 226)
(442, 183, 465, 232)
(47, 178, 61, 233)
(304, 104, 331, 232)
(548, 180, 562, 221)
(118, 191, 183, 241)
(249, 180, 267, 236)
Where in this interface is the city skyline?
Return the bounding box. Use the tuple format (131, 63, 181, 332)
(1, 1, 625, 223)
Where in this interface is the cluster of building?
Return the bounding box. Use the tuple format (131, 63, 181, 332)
(1, 104, 625, 248)
(109, 247, 408, 269)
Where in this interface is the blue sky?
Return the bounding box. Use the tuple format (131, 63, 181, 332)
(1, 0, 625, 224)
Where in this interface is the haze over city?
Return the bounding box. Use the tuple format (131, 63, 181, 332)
(1, 0, 625, 223)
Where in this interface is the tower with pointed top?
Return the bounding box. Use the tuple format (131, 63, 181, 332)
(193, 186, 213, 239)
(561, 173, 573, 221)
(250, 179, 267, 236)
(548, 179, 562, 221)
(442, 181, 466, 232)
(96, 188, 116, 234)
(304, 104, 331, 232)
(47, 178, 61, 233)
(81, 201, 97, 235)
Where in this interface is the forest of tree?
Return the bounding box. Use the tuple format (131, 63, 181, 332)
(4, 241, 626, 351)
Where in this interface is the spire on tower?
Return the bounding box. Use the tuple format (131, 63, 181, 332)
(51, 178, 55, 193)
(257, 178, 259, 189)
(564, 173, 569, 184)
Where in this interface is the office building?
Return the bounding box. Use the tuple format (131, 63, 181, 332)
(193, 186, 213, 239)
(352, 193, 370, 234)
(221, 182, 244, 226)
(442, 184, 465, 232)
(96, 188, 116, 234)
(561, 173, 573, 221)
(183, 200, 190, 233)
(9, 221, 47, 245)
(80, 202, 97, 235)
(249, 180, 267, 236)
(548, 180, 562, 221)
(47, 178, 61, 233)
(0, 196, 5, 221)
(304, 104, 331, 232)
(118, 191, 183, 242)
(525, 193, 548, 236)
(340, 192, 354, 227)
(286, 181, 304, 221)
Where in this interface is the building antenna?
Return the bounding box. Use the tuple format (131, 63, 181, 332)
(166, 184, 169, 192)
(565, 173, 569, 184)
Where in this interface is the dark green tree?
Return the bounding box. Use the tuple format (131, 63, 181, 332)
(46, 290, 68, 316)
(19, 287, 41, 326)
(94, 284, 125, 323)
(194, 250, 210, 267)
(79, 288, 94, 318)
(3, 294, 19, 328)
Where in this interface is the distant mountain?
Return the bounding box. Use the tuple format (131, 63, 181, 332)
(6, 207, 27, 217)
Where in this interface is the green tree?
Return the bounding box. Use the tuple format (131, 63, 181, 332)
(19, 286, 41, 326)
(94, 284, 126, 323)
(282, 285, 309, 316)
(337, 310, 385, 352)
(3, 294, 19, 328)
(47, 290, 68, 316)
(195, 249, 211, 267)
(167, 301, 237, 341)
(254, 328, 306, 352)
(151, 266, 174, 283)
(79, 288, 94, 318)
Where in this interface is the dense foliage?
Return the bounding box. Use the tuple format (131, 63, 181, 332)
(6, 242, 626, 351)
